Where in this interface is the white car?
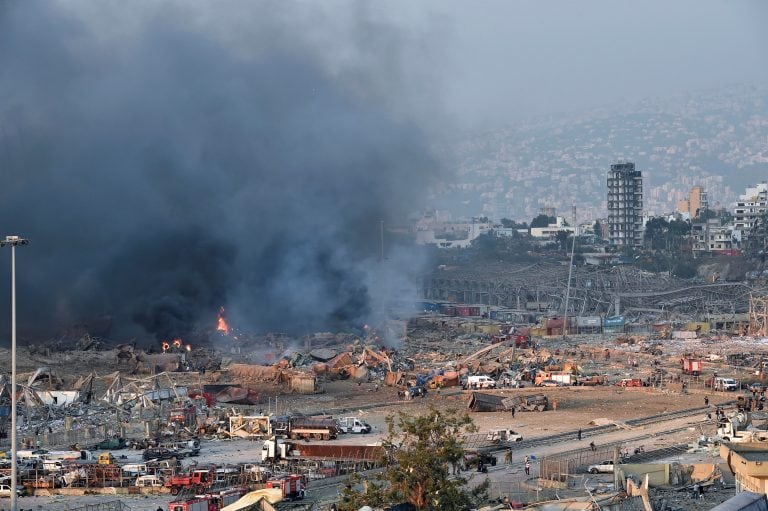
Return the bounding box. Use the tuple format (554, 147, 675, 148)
(587, 461, 614, 474)
(0, 484, 23, 498)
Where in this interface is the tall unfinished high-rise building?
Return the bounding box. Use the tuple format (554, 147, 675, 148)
(607, 161, 643, 247)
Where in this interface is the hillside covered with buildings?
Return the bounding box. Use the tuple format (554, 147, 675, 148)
(430, 85, 768, 225)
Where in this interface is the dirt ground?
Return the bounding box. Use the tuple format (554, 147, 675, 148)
(1, 331, 760, 511)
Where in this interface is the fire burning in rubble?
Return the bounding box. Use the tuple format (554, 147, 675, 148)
(161, 338, 188, 352)
(217, 307, 230, 335)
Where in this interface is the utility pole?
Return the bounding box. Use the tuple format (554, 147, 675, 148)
(380, 220, 384, 262)
(563, 207, 576, 339)
(1, 235, 29, 511)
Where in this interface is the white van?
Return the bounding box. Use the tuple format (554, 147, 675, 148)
(42, 459, 64, 473)
(464, 375, 497, 390)
(135, 475, 164, 487)
(714, 377, 738, 391)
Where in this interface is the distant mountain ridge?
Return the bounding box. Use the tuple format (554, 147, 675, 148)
(432, 84, 768, 223)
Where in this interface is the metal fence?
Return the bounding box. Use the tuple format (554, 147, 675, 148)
(486, 474, 591, 505)
(63, 501, 132, 511)
(7, 425, 116, 450)
(540, 445, 619, 480)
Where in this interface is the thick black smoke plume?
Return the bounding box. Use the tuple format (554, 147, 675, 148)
(0, 2, 438, 343)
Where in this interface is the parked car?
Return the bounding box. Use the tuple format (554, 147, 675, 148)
(142, 447, 179, 461)
(587, 461, 615, 474)
(0, 484, 24, 498)
(538, 380, 562, 387)
(748, 382, 767, 393)
(93, 437, 128, 450)
(408, 386, 428, 398)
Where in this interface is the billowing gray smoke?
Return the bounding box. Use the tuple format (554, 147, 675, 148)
(0, 2, 438, 343)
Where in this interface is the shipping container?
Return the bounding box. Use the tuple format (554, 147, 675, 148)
(603, 315, 626, 334)
(576, 316, 602, 334)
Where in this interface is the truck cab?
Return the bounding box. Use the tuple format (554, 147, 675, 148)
(98, 453, 116, 465)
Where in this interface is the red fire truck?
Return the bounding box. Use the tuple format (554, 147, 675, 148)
(165, 467, 216, 495)
(266, 474, 306, 500)
(680, 356, 703, 376)
(168, 488, 245, 511)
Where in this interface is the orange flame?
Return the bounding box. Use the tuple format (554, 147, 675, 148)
(162, 341, 170, 352)
(217, 307, 230, 335)
(172, 339, 182, 349)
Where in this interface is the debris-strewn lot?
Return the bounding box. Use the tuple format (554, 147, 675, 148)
(1, 317, 766, 511)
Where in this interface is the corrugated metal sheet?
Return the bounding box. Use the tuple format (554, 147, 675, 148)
(467, 392, 507, 412)
(289, 374, 316, 394)
(291, 444, 385, 461)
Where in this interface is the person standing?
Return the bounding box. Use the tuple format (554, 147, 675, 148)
(704, 395, 709, 406)
(577, 428, 582, 441)
(524, 459, 531, 476)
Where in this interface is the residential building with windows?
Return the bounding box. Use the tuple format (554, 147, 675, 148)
(677, 186, 708, 219)
(691, 219, 738, 257)
(733, 183, 768, 242)
(607, 161, 643, 247)
(529, 216, 575, 238)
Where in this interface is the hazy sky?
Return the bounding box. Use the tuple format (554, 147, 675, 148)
(380, 0, 768, 128)
(0, 0, 765, 340)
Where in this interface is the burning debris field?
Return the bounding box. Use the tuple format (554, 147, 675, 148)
(3, 307, 768, 510)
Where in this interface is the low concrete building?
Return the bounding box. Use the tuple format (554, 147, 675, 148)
(720, 443, 768, 493)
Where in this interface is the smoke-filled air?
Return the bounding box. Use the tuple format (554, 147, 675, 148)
(0, 2, 439, 343)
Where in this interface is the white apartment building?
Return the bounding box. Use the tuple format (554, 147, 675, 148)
(734, 182, 768, 234)
(530, 216, 576, 238)
(691, 219, 737, 256)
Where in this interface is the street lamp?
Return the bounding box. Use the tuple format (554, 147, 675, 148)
(0, 235, 29, 511)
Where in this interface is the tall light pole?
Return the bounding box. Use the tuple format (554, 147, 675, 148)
(0, 235, 29, 511)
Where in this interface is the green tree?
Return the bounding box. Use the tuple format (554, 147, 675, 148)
(530, 214, 555, 228)
(339, 407, 488, 511)
(468, 232, 534, 263)
(500, 218, 528, 230)
(644, 217, 690, 251)
(593, 220, 603, 239)
(555, 230, 571, 250)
